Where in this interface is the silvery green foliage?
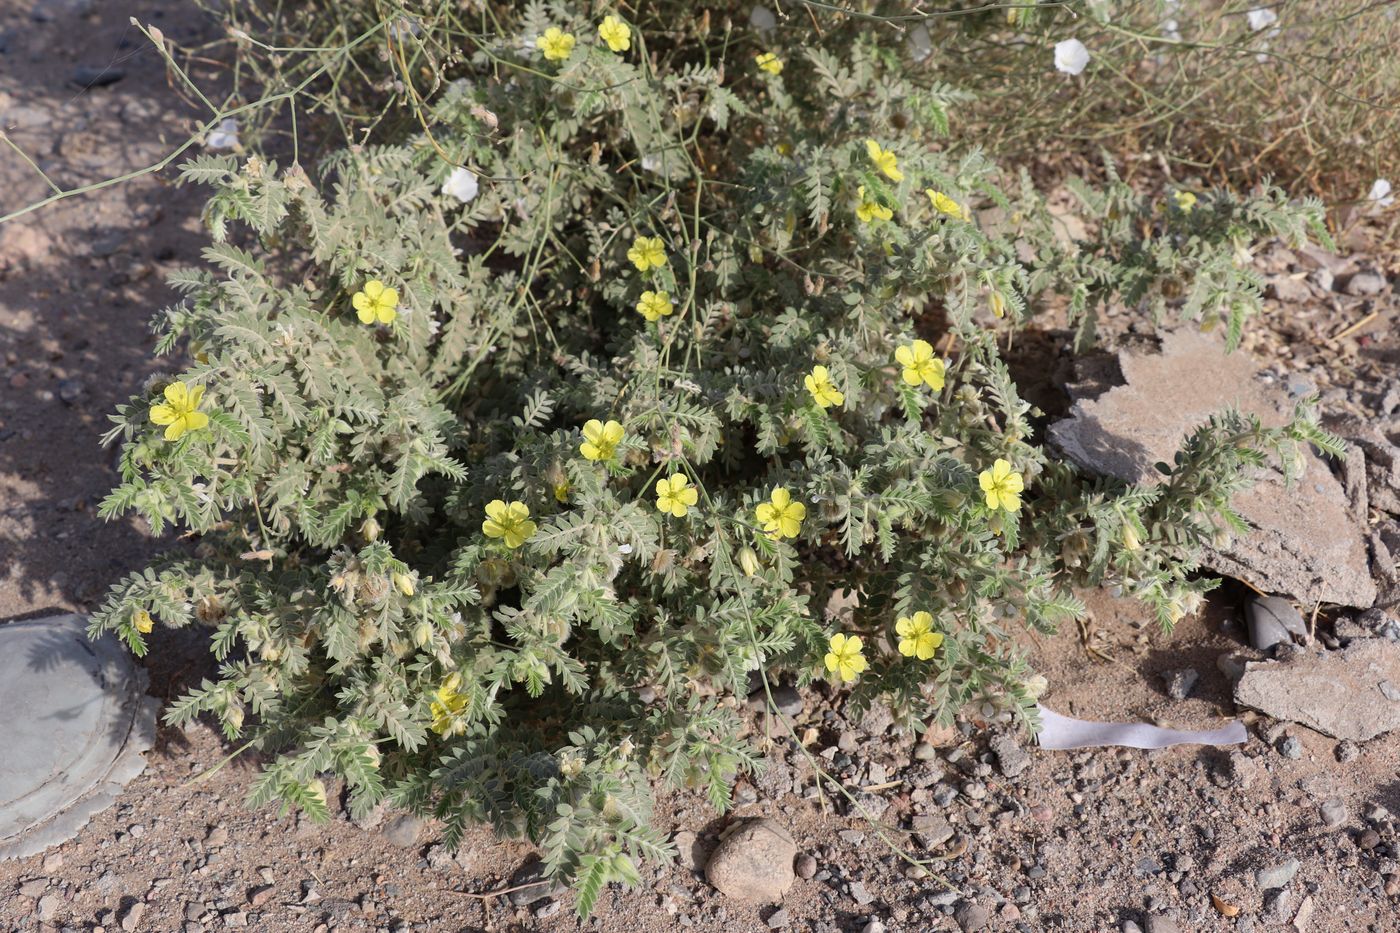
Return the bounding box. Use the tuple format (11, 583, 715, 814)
(92, 5, 1337, 913)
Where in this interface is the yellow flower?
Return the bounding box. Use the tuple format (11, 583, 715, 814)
(756, 52, 783, 75)
(824, 633, 867, 682)
(894, 339, 945, 389)
(598, 15, 631, 52)
(655, 474, 698, 518)
(804, 365, 844, 409)
(627, 235, 667, 272)
(430, 672, 468, 736)
(856, 185, 893, 224)
(133, 609, 154, 634)
(636, 290, 674, 322)
(925, 189, 969, 221)
(895, 611, 944, 660)
(149, 381, 210, 441)
(580, 418, 625, 461)
(1173, 190, 1197, 214)
(482, 499, 538, 549)
(865, 139, 903, 182)
(536, 26, 576, 63)
(978, 458, 1025, 512)
(755, 487, 806, 540)
(352, 279, 399, 325)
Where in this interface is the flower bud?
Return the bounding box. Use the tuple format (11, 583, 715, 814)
(737, 547, 760, 577)
(393, 572, 415, 597)
(989, 290, 1006, 319)
(133, 609, 154, 634)
(226, 704, 245, 732)
(413, 620, 434, 647)
(1122, 523, 1141, 551)
(360, 516, 382, 541)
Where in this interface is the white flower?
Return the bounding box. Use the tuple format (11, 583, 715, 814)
(749, 6, 776, 32)
(640, 153, 663, 174)
(1162, 18, 1180, 41)
(907, 25, 932, 62)
(205, 118, 239, 151)
(617, 543, 634, 555)
(441, 166, 479, 204)
(1054, 38, 1090, 76)
(1368, 179, 1394, 208)
(1246, 7, 1278, 31)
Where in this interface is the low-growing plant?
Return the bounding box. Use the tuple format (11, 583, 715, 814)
(92, 2, 1340, 913)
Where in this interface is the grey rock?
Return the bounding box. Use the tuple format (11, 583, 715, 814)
(1277, 734, 1303, 759)
(1264, 887, 1293, 921)
(70, 66, 125, 89)
(1235, 638, 1400, 740)
(1049, 329, 1375, 608)
(704, 818, 797, 903)
(30, 0, 93, 20)
(931, 784, 957, 807)
(673, 830, 708, 874)
(954, 902, 992, 932)
(0, 614, 158, 860)
(1336, 740, 1360, 762)
(1247, 596, 1307, 652)
(1216, 652, 1248, 682)
(848, 880, 875, 906)
(1265, 275, 1311, 303)
(506, 862, 565, 907)
(1255, 857, 1300, 890)
(1143, 915, 1180, 933)
(910, 813, 954, 849)
(380, 813, 424, 848)
(989, 733, 1030, 778)
(56, 378, 84, 405)
(36, 893, 61, 922)
(1121, 923, 1144, 933)
(120, 901, 146, 931)
(860, 922, 886, 933)
(770, 685, 803, 717)
(794, 853, 817, 880)
(766, 908, 790, 929)
(1319, 798, 1346, 829)
(1342, 271, 1387, 296)
(1161, 668, 1199, 700)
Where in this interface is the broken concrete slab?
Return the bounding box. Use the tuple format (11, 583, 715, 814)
(0, 614, 159, 860)
(1234, 638, 1400, 741)
(1049, 329, 1377, 608)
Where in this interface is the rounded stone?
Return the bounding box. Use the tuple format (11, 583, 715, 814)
(704, 818, 797, 903)
(0, 614, 158, 859)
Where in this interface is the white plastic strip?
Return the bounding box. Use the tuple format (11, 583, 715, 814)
(1036, 704, 1248, 750)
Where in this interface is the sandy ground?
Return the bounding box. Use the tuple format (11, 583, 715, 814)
(1, 3, 1398, 933)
